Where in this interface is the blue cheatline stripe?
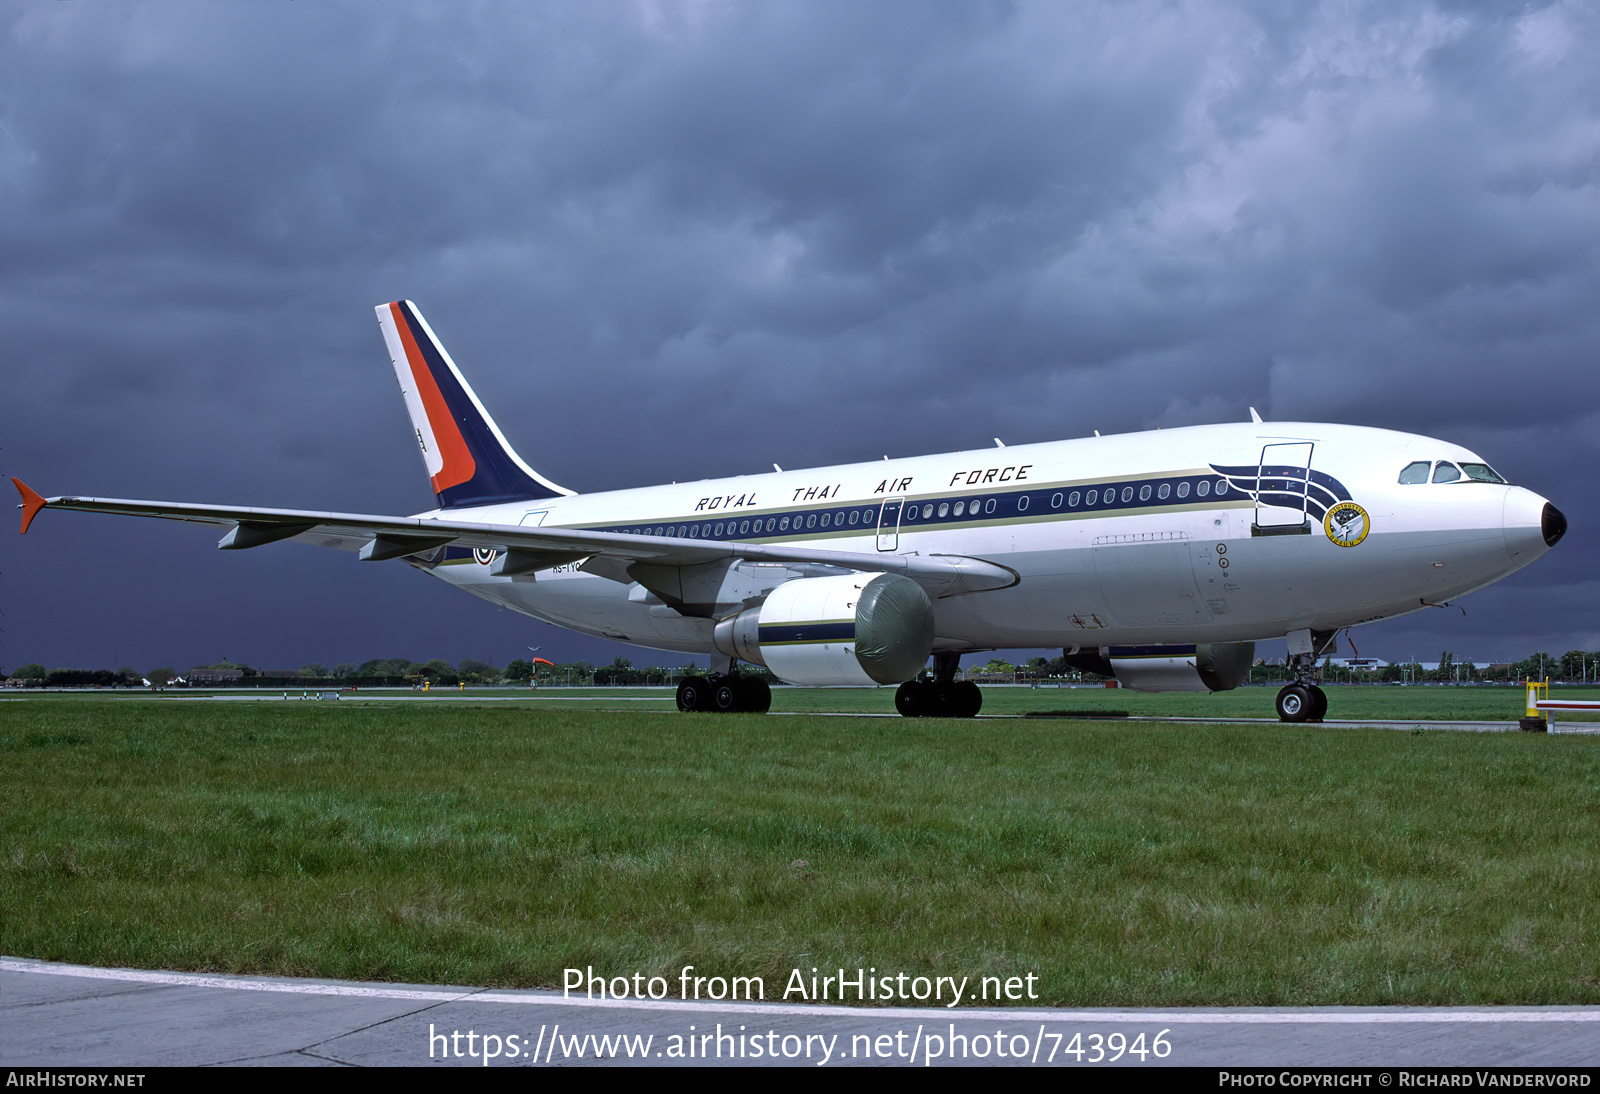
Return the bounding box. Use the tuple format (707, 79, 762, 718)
(583, 469, 1286, 543)
(395, 305, 564, 510)
(1211, 463, 1352, 521)
(758, 622, 855, 645)
(441, 467, 1356, 552)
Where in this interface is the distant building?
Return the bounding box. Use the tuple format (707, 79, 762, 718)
(187, 667, 244, 685)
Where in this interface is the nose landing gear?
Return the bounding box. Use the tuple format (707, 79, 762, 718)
(1276, 630, 1334, 722)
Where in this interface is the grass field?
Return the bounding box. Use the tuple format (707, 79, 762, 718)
(24, 680, 1600, 723)
(3, 695, 1597, 1006)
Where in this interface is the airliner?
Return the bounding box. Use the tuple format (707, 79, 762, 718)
(13, 301, 1566, 721)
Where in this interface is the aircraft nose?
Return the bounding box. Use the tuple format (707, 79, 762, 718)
(1542, 502, 1567, 548)
(1503, 487, 1560, 565)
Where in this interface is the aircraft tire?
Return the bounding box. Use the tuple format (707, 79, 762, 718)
(677, 677, 710, 713)
(952, 680, 983, 718)
(1276, 684, 1313, 723)
(712, 680, 739, 714)
(1308, 685, 1328, 722)
(895, 680, 925, 717)
(737, 677, 772, 714)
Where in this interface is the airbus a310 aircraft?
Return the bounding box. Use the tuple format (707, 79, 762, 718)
(14, 301, 1566, 721)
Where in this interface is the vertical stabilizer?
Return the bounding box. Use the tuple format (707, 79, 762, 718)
(376, 301, 573, 508)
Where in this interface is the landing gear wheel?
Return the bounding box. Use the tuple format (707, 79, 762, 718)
(1276, 683, 1313, 723)
(676, 677, 710, 713)
(951, 680, 983, 718)
(736, 677, 771, 713)
(895, 680, 927, 717)
(1307, 685, 1328, 722)
(712, 680, 739, 713)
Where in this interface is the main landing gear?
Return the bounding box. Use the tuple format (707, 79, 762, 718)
(895, 652, 983, 718)
(1275, 631, 1334, 723)
(1274, 682, 1327, 723)
(677, 673, 772, 714)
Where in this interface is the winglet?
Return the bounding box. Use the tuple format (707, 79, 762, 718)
(13, 478, 46, 534)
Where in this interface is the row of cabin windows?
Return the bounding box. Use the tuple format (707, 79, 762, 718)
(608, 475, 1236, 539)
(903, 477, 1230, 521)
(1397, 460, 1507, 485)
(619, 508, 884, 539)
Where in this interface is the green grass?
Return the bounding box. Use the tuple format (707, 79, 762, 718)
(33, 681, 1600, 722)
(3, 698, 1597, 1005)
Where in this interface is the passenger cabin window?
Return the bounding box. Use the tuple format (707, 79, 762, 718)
(1432, 462, 1462, 484)
(1398, 461, 1430, 484)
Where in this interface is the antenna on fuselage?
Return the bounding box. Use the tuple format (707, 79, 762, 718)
(1250, 407, 1263, 423)
(994, 438, 1005, 448)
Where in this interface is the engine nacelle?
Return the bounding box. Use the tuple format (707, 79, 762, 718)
(713, 573, 934, 687)
(1064, 642, 1255, 693)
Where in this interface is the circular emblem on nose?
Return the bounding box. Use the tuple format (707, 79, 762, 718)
(1324, 502, 1370, 547)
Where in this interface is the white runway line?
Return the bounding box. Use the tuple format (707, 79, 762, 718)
(6, 959, 1599, 1025)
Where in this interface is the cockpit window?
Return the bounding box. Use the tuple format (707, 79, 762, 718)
(1459, 462, 1507, 484)
(1398, 461, 1430, 484)
(1431, 461, 1462, 484)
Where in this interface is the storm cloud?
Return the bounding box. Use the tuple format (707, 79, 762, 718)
(3, 0, 1597, 673)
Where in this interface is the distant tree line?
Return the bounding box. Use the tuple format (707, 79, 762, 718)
(6, 648, 1599, 688)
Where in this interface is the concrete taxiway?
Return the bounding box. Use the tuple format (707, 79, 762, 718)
(4, 958, 1598, 1068)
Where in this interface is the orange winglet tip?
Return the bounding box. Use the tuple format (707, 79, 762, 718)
(13, 478, 46, 534)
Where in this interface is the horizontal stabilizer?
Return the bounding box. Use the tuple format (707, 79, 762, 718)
(12, 478, 46, 535)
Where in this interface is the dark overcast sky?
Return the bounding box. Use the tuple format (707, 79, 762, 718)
(2, 0, 1597, 675)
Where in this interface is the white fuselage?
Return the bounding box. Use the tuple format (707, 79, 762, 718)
(406, 421, 1554, 656)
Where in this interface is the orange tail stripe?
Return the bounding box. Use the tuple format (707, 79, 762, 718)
(389, 302, 476, 493)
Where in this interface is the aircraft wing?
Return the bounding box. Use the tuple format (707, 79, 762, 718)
(12, 480, 1016, 598)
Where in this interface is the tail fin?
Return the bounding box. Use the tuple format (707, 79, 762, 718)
(376, 301, 573, 509)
